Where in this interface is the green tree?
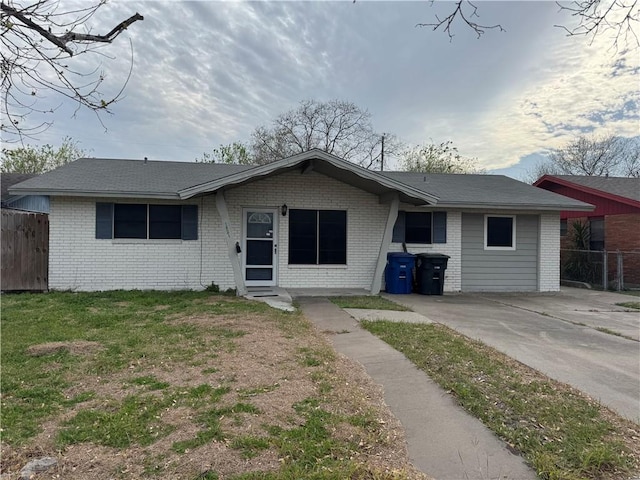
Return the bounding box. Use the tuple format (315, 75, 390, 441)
(400, 140, 484, 174)
(1, 137, 86, 173)
(196, 142, 253, 165)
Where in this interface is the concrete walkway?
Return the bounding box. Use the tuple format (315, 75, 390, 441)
(298, 297, 537, 480)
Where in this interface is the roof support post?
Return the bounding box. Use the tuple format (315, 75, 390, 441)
(371, 192, 399, 295)
(215, 191, 247, 296)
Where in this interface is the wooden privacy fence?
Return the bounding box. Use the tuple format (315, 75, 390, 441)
(1, 210, 49, 291)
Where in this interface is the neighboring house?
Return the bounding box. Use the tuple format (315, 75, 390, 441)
(1, 173, 50, 213)
(533, 175, 640, 252)
(534, 174, 640, 285)
(9, 150, 591, 294)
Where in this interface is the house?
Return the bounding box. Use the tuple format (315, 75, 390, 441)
(1, 173, 50, 213)
(9, 150, 592, 294)
(534, 174, 640, 285)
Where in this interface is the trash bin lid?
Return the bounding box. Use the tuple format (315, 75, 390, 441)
(416, 253, 450, 259)
(387, 252, 416, 259)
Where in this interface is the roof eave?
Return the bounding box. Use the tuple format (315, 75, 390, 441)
(434, 201, 595, 211)
(178, 150, 439, 205)
(534, 176, 640, 208)
(8, 188, 180, 200)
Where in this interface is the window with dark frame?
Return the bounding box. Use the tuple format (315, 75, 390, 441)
(149, 205, 182, 239)
(114, 204, 147, 239)
(560, 218, 568, 237)
(392, 211, 447, 244)
(289, 209, 346, 265)
(589, 217, 605, 251)
(97, 203, 198, 240)
(485, 215, 515, 249)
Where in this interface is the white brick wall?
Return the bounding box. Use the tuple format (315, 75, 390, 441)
(388, 208, 462, 292)
(49, 196, 220, 291)
(224, 170, 389, 289)
(49, 171, 390, 291)
(48, 174, 558, 293)
(538, 213, 561, 292)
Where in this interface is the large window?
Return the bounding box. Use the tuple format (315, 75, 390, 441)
(392, 211, 447, 244)
(485, 215, 515, 250)
(289, 209, 346, 265)
(96, 203, 198, 240)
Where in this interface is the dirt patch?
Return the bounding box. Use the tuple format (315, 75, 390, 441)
(26, 341, 103, 357)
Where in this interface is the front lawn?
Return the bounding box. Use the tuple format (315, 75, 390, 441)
(1, 291, 426, 479)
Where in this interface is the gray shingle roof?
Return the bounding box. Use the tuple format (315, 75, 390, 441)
(552, 175, 640, 202)
(382, 172, 591, 210)
(9, 156, 593, 210)
(1, 173, 38, 200)
(9, 159, 252, 198)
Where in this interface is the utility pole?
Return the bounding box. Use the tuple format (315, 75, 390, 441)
(381, 134, 385, 171)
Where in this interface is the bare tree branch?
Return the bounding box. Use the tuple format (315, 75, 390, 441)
(417, 0, 505, 40)
(1, 0, 143, 141)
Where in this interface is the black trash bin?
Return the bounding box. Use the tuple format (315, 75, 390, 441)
(415, 253, 450, 295)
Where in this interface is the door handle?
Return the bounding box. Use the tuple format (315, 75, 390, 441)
(274, 244, 277, 254)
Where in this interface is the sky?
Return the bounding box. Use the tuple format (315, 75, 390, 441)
(4, 0, 639, 180)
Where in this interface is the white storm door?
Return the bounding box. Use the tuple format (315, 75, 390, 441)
(243, 209, 278, 286)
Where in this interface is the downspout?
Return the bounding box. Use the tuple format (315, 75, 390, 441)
(371, 193, 399, 295)
(215, 191, 247, 296)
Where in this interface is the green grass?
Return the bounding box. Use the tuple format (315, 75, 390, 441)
(361, 320, 637, 480)
(330, 295, 410, 311)
(620, 290, 640, 297)
(617, 301, 640, 310)
(2, 291, 416, 479)
(0, 290, 261, 445)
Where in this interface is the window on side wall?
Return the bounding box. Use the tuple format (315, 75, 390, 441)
(560, 218, 568, 237)
(392, 211, 447, 244)
(289, 209, 347, 265)
(589, 217, 604, 251)
(485, 215, 515, 250)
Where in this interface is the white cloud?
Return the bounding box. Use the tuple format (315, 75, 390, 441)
(5, 1, 638, 173)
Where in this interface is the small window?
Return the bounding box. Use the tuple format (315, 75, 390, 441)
(485, 215, 515, 250)
(114, 204, 147, 239)
(589, 217, 604, 251)
(289, 209, 346, 265)
(560, 219, 568, 237)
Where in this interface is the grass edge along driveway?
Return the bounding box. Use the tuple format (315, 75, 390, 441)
(332, 296, 640, 480)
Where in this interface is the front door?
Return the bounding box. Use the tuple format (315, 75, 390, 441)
(243, 209, 277, 286)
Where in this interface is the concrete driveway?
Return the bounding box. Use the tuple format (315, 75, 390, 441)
(384, 288, 640, 422)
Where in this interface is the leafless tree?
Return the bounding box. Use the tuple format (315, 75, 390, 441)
(418, 0, 639, 48)
(1, 0, 143, 141)
(527, 133, 640, 182)
(250, 99, 403, 169)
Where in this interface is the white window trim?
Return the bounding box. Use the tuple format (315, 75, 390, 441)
(484, 214, 516, 251)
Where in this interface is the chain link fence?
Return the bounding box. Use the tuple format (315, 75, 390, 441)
(560, 249, 640, 291)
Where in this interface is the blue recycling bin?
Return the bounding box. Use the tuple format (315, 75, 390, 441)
(385, 252, 416, 294)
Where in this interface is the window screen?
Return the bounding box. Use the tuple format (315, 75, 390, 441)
(114, 204, 147, 239)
